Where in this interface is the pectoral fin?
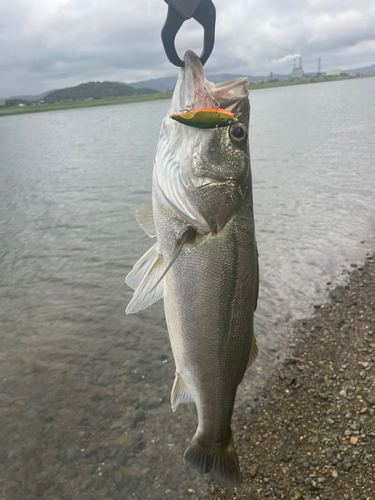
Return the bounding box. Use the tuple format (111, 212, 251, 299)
(125, 244, 164, 314)
(171, 373, 194, 412)
(135, 204, 156, 238)
(150, 227, 196, 291)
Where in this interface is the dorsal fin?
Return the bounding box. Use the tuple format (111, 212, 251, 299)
(135, 204, 156, 238)
(125, 244, 164, 314)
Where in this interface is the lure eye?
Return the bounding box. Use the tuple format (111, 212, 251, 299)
(227, 118, 233, 125)
(229, 123, 248, 145)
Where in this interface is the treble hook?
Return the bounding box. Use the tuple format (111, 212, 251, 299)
(161, 0, 216, 67)
(203, 87, 220, 109)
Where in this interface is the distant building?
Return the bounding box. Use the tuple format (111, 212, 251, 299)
(326, 69, 341, 76)
(292, 57, 304, 79)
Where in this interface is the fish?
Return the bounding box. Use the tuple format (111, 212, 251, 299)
(125, 50, 259, 489)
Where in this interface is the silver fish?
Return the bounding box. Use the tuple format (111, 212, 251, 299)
(126, 50, 258, 489)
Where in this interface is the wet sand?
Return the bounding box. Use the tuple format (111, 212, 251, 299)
(202, 253, 375, 500)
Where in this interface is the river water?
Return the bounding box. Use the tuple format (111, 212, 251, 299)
(1, 77, 375, 499)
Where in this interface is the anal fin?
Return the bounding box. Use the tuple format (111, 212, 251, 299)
(171, 373, 194, 412)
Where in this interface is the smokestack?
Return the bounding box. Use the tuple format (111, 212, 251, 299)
(300, 56, 302, 69)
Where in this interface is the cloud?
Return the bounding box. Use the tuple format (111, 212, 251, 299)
(0, 0, 374, 97)
(270, 54, 301, 66)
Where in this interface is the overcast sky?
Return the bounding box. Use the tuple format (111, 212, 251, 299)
(1, 0, 374, 97)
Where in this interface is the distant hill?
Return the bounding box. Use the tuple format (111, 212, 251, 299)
(42, 81, 159, 104)
(1, 62, 373, 106)
(129, 72, 293, 92)
(128, 63, 374, 91)
(346, 63, 375, 75)
(0, 90, 57, 106)
(129, 76, 178, 93)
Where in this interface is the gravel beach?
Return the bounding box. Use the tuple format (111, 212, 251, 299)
(201, 252, 375, 500)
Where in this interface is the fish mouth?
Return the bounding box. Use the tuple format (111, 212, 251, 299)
(171, 51, 248, 114)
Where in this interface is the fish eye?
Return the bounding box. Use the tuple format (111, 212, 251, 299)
(229, 123, 247, 145)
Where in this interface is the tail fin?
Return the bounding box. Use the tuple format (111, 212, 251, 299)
(183, 432, 240, 489)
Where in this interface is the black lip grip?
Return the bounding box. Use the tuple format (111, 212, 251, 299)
(161, 0, 216, 67)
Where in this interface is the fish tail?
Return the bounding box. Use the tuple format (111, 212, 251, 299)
(183, 431, 240, 489)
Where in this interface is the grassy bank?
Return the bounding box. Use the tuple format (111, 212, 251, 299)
(0, 92, 173, 117)
(246, 74, 357, 90)
(1, 74, 372, 118)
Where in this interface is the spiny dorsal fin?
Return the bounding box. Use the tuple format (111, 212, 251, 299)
(247, 335, 258, 369)
(171, 373, 194, 412)
(125, 244, 164, 314)
(135, 204, 156, 238)
(151, 227, 196, 292)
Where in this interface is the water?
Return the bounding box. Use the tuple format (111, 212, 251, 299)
(1, 77, 375, 499)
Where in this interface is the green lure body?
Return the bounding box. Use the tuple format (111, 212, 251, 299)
(170, 108, 238, 129)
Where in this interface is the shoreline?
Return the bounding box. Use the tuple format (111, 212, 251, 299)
(1, 75, 372, 118)
(201, 252, 375, 500)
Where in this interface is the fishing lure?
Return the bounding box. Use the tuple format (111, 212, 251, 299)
(170, 107, 238, 129)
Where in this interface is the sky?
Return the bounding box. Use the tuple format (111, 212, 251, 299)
(1, 0, 375, 97)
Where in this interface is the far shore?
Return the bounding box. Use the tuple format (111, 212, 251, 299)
(1, 74, 373, 118)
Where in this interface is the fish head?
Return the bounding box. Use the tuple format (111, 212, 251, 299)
(154, 51, 251, 233)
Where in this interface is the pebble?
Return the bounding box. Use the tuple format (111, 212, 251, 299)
(367, 395, 375, 405)
(332, 470, 338, 479)
(113, 471, 123, 486)
(249, 465, 258, 477)
(351, 423, 362, 431)
(322, 416, 334, 425)
(360, 407, 368, 414)
(286, 377, 297, 386)
(342, 461, 352, 471)
(350, 436, 358, 445)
